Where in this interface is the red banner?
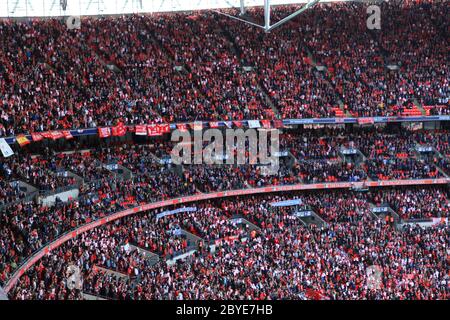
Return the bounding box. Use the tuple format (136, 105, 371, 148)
(135, 125, 147, 136)
(273, 120, 284, 129)
(147, 124, 166, 136)
(209, 122, 220, 128)
(261, 120, 272, 129)
(159, 124, 171, 134)
(31, 133, 44, 142)
(234, 121, 243, 128)
(50, 131, 64, 140)
(62, 131, 74, 140)
(358, 117, 375, 125)
(41, 132, 53, 139)
(98, 127, 111, 138)
(111, 123, 127, 137)
(176, 123, 189, 132)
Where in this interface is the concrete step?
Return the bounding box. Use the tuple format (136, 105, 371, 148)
(370, 203, 400, 223)
(82, 293, 108, 300)
(128, 244, 160, 267)
(93, 265, 130, 280)
(295, 210, 327, 227)
(231, 215, 261, 231)
(166, 249, 198, 266)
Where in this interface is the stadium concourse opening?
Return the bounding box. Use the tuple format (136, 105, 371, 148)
(0, 0, 448, 304)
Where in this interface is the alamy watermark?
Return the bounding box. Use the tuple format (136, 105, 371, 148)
(354, 0, 386, 30)
(66, 264, 83, 290)
(366, 265, 383, 290)
(170, 123, 280, 176)
(66, 16, 81, 30)
(367, 5, 381, 30)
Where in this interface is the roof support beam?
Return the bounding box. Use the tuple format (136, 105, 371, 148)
(266, 0, 321, 32)
(213, 9, 266, 29)
(264, 0, 270, 31)
(216, 0, 322, 33)
(239, 0, 246, 15)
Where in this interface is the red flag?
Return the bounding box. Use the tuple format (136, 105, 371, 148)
(358, 117, 374, 125)
(273, 120, 284, 129)
(111, 123, 127, 137)
(41, 132, 53, 139)
(135, 125, 147, 136)
(176, 123, 189, 132)
(233, 121, 243, 128)
(159, 124, 171, 134)
(16, 135, 31, 147)
(305, 289, 322, 300)
(98, 127, 111, 138)
(31, 133, 44, 142)
(147, 124, 162, 136)
(261, 120, 272, 129)
(62, 131, 74, 140)
(50, 131, 64, 140)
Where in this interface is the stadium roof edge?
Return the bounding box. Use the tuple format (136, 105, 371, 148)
(0, 0, 357, 18)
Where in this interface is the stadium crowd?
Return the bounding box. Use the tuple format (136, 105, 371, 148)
(371, 186, 450, 220)
(1, 181, 448, 288)
(7, 195, 448, 300)
(0, 2, 448, 137)
(2, 127, 447, 206)
(0, 0, 448, 301)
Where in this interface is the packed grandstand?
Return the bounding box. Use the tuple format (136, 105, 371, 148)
(0, 0, 448, 301)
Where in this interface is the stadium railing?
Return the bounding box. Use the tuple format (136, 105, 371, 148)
(3, 115, 450, 145)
